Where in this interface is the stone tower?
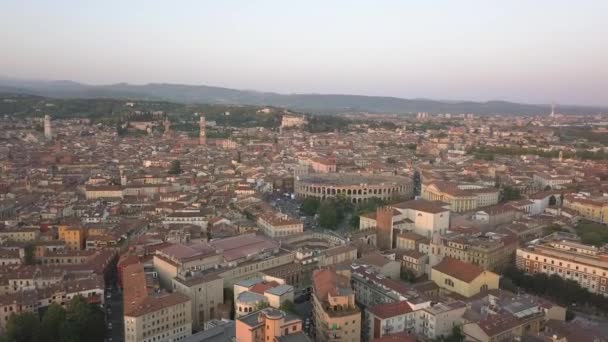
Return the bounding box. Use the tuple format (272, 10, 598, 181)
(163, 117, 171, 137)
(120, 169, 128, 186)
(376, 206, 394, 250)
(428, 232, 443, 272)
(44, 115, 52, 140)
(199, 116, 206, 145)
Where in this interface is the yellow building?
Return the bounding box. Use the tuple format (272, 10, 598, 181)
(0, 228, 40, 243)
(422, 181, 499, 213)
(422, 182, 476, 212)
(430, 257, 499, 298)
(58, 225, 86, 250)
(312, 268, 361, 342)
(84, 185, 123, 200)
(563, 193, 608, 224)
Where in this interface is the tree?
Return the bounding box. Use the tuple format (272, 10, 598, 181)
(168, 160, 182, 175)
(501, 186, 521, 201)
(253, 301, 269, 311)
(279, 300, 297, 314)
(549, 195, 557, 206)
(318, 201, 338, 229)
(301, 198, 320, 216)
(3, 312, 40, 342)
(576, 221, 608, 246)
(60, 296, 105, 342)
(400, 269, 416, 282)
(24, 244, 36, 265)
(38, 303, 66, 342)
(543, 223, 565, 235)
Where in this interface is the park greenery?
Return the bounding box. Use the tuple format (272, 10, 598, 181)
(400, 269, 417, 282)
(501, 185, 522, 201)
(431, 326, 465, 342)
(469, 145, 608, 161)
(0, 296, 106, 342)
(279, 300, 298, 315)
(301, 196, 389, 230)
(575, 221, 608, 247)
(501, 265, 608, 314)
(168, 160, 182, 175)
(306, 115, 351, 133)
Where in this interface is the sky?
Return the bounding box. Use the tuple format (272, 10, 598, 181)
(1, 0, 607, 106)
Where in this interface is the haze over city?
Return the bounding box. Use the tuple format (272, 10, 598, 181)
(1, 2, 608, 342)
(1, 0, 607, 106)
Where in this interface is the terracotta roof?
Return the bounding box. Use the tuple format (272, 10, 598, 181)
(312, 268, 351, 302)
(125, 292, 189, 317)
(368, 300, 413, 319)
(392, 199, 449, 214)
(432, 257, 485, 283)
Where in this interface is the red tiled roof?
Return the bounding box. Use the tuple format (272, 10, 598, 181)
(432, 257, 484, 283)
(368, 301, 413, 319)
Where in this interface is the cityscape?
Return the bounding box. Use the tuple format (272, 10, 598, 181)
(1, 1, 608, 342)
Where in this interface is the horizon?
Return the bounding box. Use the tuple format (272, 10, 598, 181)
(1, 76, 606, 109)
(1, 1, 607, 107)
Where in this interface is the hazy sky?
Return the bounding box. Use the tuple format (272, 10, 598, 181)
(1, 0, 607, 106)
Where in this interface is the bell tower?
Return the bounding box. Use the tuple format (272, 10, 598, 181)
(199, 116, 206, 145)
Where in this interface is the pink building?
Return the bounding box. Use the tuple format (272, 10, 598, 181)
(236, 307, 309, 342)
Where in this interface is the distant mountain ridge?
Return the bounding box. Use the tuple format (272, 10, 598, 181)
(0, 77, 605, 115)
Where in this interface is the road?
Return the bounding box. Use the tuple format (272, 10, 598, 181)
(105, 290, 124, 342)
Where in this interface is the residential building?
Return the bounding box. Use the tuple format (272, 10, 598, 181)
(430, 257, 499, 298)
(257, 212, 303, 238)
(235, 307, 308, 342)
(124, 293, 192, 342)
(563, 193, 608, 224)
(312, 268, 361, 342)
(516, 233, 608, 296)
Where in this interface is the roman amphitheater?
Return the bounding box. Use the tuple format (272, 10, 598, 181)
(295, 173, 413, 203)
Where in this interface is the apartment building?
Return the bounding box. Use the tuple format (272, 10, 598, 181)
(58, 225, 86, 250)
(312, 268, 361, 342)
(124, 293, 192, 342)
(516, 233, 608, 296)
(153, 243, 223, 289)
(439, 231, 518, 271)
(84, 185, 124, 200)
(235, 307, 308, 342)
(0, 228, 40, 243)
(368, 301, 417, 340)
(563, 193, 608, 224)
(417, 301, 467, 340)
(257, 212, 303, 238)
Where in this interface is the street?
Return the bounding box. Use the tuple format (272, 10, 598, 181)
(105, 289, 124, 342)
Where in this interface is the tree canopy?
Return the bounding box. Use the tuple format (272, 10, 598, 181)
(0, 296, 105, 342)
(168, 160, 182, 175)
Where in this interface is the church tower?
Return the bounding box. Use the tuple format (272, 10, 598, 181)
(428, 232, 443, 274)
(44, 115, 52, 140)
(163, 117, 171, 137)
(199, 116, 206, 145)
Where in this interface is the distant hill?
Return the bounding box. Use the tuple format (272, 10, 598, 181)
(0, 77, 605, 115)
